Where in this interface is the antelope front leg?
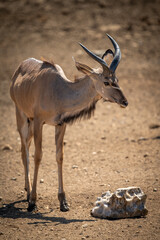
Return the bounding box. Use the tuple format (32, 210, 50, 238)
(55, 124, 69, 212)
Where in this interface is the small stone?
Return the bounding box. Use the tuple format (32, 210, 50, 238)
(101, 137, 106, 140)
(153, 188, 157, 192)
(138, 137, 148, 142)
(82, 224, 88, 228)
(0, 197, 2, 201)
(72, 165, 78, 169)
(92, 152, 97, 155)
(2, 144, 13, 151)
(11, 177, 17, 181)
(40, 179, 44, 183)
(144, 153, 149, 157)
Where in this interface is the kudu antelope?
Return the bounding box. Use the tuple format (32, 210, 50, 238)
(10, 34, 128, 212)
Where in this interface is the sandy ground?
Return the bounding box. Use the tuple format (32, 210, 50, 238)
(0, 0, 160, 239)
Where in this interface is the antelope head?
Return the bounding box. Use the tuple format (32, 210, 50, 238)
(75, 34, 128, 108)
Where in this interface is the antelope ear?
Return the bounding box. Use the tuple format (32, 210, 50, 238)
(73, 58, 94, 75)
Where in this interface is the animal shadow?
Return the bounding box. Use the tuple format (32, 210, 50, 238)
(0, 199, 94, 225)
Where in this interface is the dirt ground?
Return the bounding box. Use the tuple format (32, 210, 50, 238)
(0, 0, 160, 239)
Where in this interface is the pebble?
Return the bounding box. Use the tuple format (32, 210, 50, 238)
(11, 177, 17, 181)
(40, 179, 44, 183)
(101, 137, 106, 140)
(153, 188, 157, 192)
(0, 196, 2, 201)
(72, 165, 78, 169)
(144, 154, 149, 157)
(138, 137, 147, 141)
(82, 224, 88, 228)
(92, 152, 97, 155)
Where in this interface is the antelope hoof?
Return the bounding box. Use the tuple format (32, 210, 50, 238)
(60, 200, 69, 212)
(58, 192, 69, 212)
(27, 202, 37, 212)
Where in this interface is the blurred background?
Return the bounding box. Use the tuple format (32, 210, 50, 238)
(0, 0, 160, 76)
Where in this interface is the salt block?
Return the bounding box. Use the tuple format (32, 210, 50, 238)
(91, 187, 148, 219)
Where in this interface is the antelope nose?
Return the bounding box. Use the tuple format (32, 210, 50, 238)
(121, 100, 128, 107)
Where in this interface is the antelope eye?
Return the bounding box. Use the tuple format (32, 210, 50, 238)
(104, 81, 109, 87)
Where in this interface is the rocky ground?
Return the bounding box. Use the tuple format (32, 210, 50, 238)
(0, 0, 160, 239)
